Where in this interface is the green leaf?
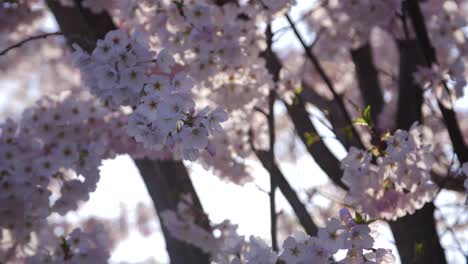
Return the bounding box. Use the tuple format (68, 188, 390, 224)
(355, 212, 364, 224)
(353, 105, 372, 126)
(344, 126, 353, 140)
(353, 117, 368, 126)
(294, 86, 303, 95)
(304, 132, 319, 147)
(415, 242, 424, 255)
(363, 105, 371, 124)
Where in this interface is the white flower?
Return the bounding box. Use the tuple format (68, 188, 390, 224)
(104, 29, 130, 51)
(185, 4, 212, 27)
(181, 126, 209, 149)
(137, 94, 160, 120)
(279, 232, 309, 263)
(386, 130, 415, 161)
(244, 236, 277, 264)
(207, 107, 228, 134)
(115, 49, 137, 67)
(318, 218, 346, 254)
(158, 93, 194, 118)
(309, 237, 330, 263)
(120, 66, 147, 92)
(92, 39, 114, 62)
(345, 225, 374, 250)
(96, 65, 118, 89)
(171, 72, 194, 92)
(156, 49, 175, 73)
(374, 248, 396, 264)
(341, 147, 371, 171)
(145, 74, 171, 96)
(155, 115, 182, 134)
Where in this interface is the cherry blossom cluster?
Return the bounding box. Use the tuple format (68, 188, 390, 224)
(144, 1, 273, 111)
(199, 128, 252, 185)
(161, 196, 395, 263)
(0, 93, 160, 249)
(25, 228, 110, 264)
(73, 29, 228, 160)
(416, 1, 468, 100)
(341, 123, 437, 220)
(308, 0, 400, 48)
(413, 61, 466, 106)
(85, 1, 286, 181)
(277, 209, 395, 264)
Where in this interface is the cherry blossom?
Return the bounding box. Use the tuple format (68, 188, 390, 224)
(342, 123, 437, 219)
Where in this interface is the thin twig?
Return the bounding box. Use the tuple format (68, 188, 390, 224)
(285, 14, 366, 150)
(254, 106, 268, 117)
(265, 24, 278, 252)
(0, 32, 63, 57)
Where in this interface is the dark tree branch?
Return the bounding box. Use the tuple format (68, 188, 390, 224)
(396, 39, 425, 130)
(258, 15, 352, 190)
(133, 160, 211, 263)
(431, 172, 467, 193)
(390, 37, 447, 264)
(285, 14, 365, 150)
(350, 43, 384, 127)
(284, 98, 347, 190)
(45, 2, 211, 263)
(300, 83, 360, 149)
(0, 32, 63, 56)
(390, 203, 447, 264)
(45, 0, 112, 52)
(264, 24, 279, 251)
(406, 0, 468, 163)
(268, 87, 278, 252)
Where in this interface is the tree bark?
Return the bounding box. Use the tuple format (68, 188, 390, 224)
(390, 38, 446, 264)
(45, 2, 211, 263)
(350, 43, 384, 126)
(134, 160, 211, 264)
(389, 203, 446, 264)
(395, 39, 424, 131)
(406, 0, 468, 163)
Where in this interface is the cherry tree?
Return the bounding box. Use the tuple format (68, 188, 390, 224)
(0, 0, 467, 263)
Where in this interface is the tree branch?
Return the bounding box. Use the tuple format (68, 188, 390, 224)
(264, 24, 279, 251)
(405, 0, 468, 163)
(389, 203, 447, 264)
(350, 43, 384, 127)
(284, 98, 347, 190)
(390, 33, 446, 264)
(285, 14, 365, 150)
(0, 32, 63, 56)
(133, 160, 211, 263)
(45, 2, 211, 262)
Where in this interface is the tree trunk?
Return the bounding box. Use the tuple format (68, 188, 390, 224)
(46, 2, 211, 262)
(350, 43, 384, 126)
(390, 39, 446, 264)
(134, 160, 211, 264)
